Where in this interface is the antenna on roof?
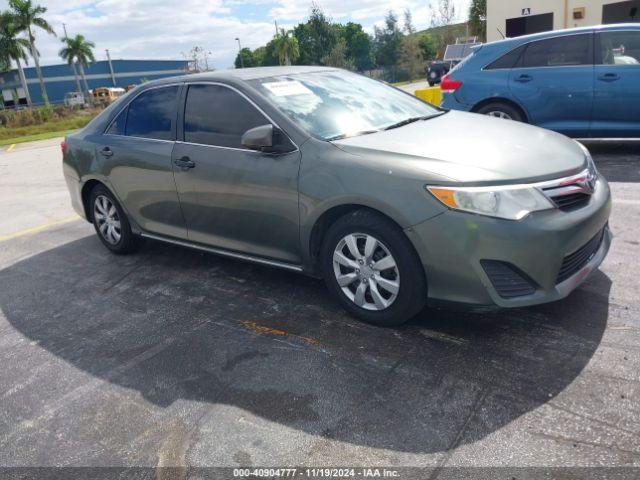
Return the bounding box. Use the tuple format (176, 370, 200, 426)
(497, 28, 506, 39)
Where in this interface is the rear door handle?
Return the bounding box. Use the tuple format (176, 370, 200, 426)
(598, 73, 620, 82)
(514, 74, 533, 83)
(174, 156, 195, 169)
(100, 147, 113, 157)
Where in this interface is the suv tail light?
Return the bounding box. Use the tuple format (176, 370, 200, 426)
(61, 139, 67, 155)
(440, 75, 463, 93)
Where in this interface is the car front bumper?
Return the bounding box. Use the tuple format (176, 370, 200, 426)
(405, 177, 612, 308)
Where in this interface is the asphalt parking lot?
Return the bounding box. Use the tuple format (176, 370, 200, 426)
(0, 138, 639, 477)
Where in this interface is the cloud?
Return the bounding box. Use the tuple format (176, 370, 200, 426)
(0, 0, 471, 69)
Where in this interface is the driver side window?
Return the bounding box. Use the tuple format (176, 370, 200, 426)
(184, 84, 270, 149)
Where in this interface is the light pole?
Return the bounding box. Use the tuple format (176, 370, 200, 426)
(235, 37, 244, 68)
(106, 49, 116, 87)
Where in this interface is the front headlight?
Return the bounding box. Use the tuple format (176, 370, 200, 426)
(427, 184, 554, 220)
(577, 141, 598, 178)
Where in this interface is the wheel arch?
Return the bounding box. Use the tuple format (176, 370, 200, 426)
(306, 203, 414, 276)
(81, 179, 107, 222)
(471, 97, 529, 123)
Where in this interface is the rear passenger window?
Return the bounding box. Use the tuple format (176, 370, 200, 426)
(107, 109, 126, 135)
(521, 34, 592, 68)
(184, 84, 269, 149)
(125, 86, 179, 141)
(485, 45, 527, 70)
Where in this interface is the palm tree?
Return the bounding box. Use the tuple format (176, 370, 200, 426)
(0, 11, 32, 106)
(273, 29, 300, 66)
(9, 0, 56, 107)
(59, 34, 95, 96)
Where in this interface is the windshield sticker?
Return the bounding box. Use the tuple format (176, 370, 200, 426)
(263, 80, 314, 97)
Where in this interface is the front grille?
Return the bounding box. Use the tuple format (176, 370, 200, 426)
(549, 192, 591, 211)
(481, 260, 537, 299)
(556, 229, 605, 284)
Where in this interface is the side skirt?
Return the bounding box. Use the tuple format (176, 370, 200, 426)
(139, 232, 304, 273)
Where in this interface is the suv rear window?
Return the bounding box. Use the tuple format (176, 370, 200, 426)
(485, 45, 526, 70)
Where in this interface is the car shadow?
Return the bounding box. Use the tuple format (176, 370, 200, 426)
(0, 234, 611, 454)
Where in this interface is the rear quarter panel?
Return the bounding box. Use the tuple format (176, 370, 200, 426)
(443, 47, 515, 110)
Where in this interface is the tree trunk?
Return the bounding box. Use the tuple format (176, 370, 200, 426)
(15, 57, 32, 107)
(78, 62, 92, 106)
(71, 61, 82, 93)
(28, 29, 50, 107)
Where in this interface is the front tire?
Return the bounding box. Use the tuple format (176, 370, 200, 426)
(321, 210, 427, 327)
(89, 185, 142, 254)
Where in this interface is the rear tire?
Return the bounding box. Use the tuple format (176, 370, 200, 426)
(321, 210, 427, 327)
(476, 102, 524, 122)
(89, 185, 142, 254)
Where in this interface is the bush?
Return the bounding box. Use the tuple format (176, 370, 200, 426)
(0, 105, 83, 127)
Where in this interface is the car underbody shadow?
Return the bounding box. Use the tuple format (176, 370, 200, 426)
(0, 233, 610, 455)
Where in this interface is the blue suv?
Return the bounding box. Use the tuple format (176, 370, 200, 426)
(441, 24, 640, 138)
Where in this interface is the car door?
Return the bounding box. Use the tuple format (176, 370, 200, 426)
(98, 84, 188, 239)
(591, 29, 640, 138)
(171, 83, 302, 264)
(509, 33, 594, 137)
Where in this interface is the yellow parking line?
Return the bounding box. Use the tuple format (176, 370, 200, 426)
(0, 215, 81, 242)
(6, 144, 16, 152)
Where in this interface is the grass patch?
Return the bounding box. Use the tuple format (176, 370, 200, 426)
(0, 113, 97, 145)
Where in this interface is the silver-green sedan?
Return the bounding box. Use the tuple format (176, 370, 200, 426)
(62, 66, 612, 326)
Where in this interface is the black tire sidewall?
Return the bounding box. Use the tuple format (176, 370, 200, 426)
(89, 185, 139, 254)
(321, 211, 426, 327)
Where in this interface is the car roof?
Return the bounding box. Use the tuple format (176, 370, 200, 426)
(141, 66, 340, 88)
(486, 23, 640, 49)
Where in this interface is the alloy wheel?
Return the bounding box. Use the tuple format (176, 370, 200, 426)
(332, 233, 400, 311)
(487, 111, 513, 120)
(93, 195, 122, 245)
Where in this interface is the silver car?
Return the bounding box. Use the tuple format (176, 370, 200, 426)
(62, 67, 612, 326)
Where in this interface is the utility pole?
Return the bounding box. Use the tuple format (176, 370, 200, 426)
(235, 38, 244, 68)
(105, 49, 116, 86)
(274, 20, 279, 36)
(62, 23, 68, 38)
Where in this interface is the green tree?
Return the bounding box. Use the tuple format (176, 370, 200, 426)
(59, 34, 95, 98)
(234, 47, 255, 68)
(321, 38, 354, 69)
(374, 11, 404, 80)
(417, 33, 437, 60)
(293, 2, 336, 65)
(468, 0, 486, 41)
(273, 29, 300, 66)
(0, 10, 32, 106)
(339, 22, 374, 71)
(399, 10, 424, 81)
(252, 44, 278, 67)
(9, 0, 56, 107)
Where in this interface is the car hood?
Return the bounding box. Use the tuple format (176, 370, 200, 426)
(333, 111, 587, 184)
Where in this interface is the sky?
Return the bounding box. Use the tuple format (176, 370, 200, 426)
(0, 0, 471, 70)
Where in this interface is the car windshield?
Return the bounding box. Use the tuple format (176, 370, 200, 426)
(249, 70, 441, 141)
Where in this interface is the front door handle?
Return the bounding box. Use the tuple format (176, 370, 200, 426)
(174, 156, 195, 170)
(514, 74, 533, 83)
(598, 73, 620, 82)
(100, 147, 113, 157)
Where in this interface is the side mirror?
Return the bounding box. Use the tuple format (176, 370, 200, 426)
(241, 124, 273, 151)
